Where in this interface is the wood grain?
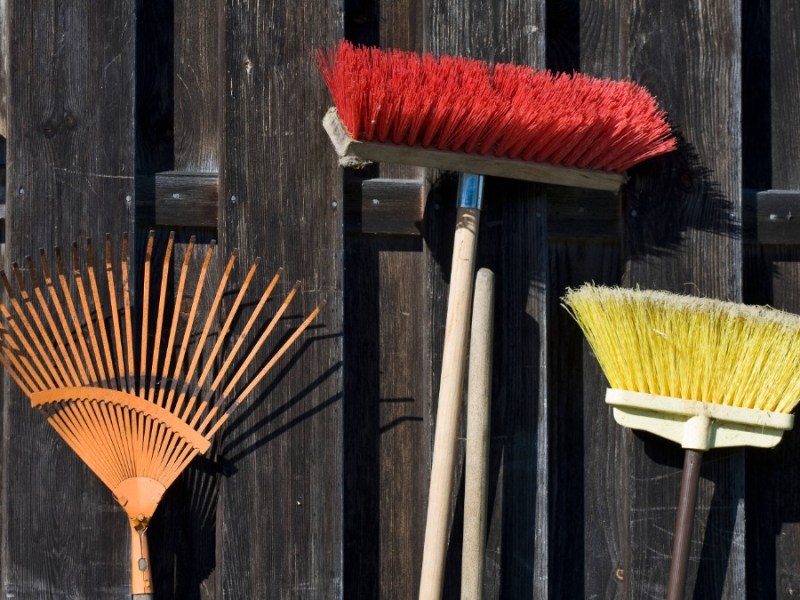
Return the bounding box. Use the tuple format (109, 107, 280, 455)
(217, 0, 342, 597)
(549, 240, 622, 598)
(580, 0, 745, 597)
(3, 0, 136, 596)
(174, 0, 220, 174)
(341, 2, 439, 598)
(423, 2, 550, 598)
(744, 1, 800, 596)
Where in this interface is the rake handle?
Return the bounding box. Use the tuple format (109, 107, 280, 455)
(420, 174, 484, 600)
(130, 521, 154, 599)
(666, 448, 704, 600)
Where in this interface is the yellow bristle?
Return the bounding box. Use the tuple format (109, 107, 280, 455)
(562, 284, 800, 414)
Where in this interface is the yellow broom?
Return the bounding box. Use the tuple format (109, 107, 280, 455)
(562, 284, 800, 599)
(0, 232, 324, 599)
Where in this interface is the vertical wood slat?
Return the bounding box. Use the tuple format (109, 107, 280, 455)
(579, 0, 744, 597)
(173, 0, 219, 174)
(342, 1, 438, 598)
(217, 0, 342, 597)
(3, 0, 135, 596)
(424, 2, 549, 598)
(745, 1, 800, 598)
(549, 240, 622, 599)
(138, 1, 222, 593)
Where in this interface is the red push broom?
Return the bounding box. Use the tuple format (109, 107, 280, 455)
(317, 40, 677, 599)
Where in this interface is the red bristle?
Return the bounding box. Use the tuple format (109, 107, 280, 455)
(316, 40, 677, 173)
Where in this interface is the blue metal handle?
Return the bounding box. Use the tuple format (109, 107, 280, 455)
(457, 173, 485, 210)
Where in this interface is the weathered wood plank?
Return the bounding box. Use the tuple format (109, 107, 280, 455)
(134, 2, 222, 596)
(580, 0, 744, 597)
(424, 2, 549, 597)
(154, 171, 218, 228)
(3, 0, 136, 596)
(549, 240, 622, 598)
(744, 1, 800, 596)
(478, 177, 548, 600)
(753, 190, 800, 245)
(217, 1, 343, 597)
(341, 2, 440, 598)
(0, 0, 6, 139)
(744, 245, 800, 599)
(174, 0, 220, 174)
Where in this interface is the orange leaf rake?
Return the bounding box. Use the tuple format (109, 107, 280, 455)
(0, 232, 324, 599)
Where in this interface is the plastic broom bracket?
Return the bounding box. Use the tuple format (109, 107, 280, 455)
(605, 388, 794, 450)
(681, 414, 712, 451)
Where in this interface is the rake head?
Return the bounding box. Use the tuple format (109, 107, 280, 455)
(0, 231, 324, 597)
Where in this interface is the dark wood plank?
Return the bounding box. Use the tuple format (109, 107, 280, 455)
(134, 2, 222, 597)
(174, 0, 220, 174)
(217, 1, 342, 597)
(424, 3, 549, 598)
(3, 0, 136, 595)
(0, 0, 6, 139)
(744, 245, 800, 599)
(154, 171, 218, 228)
(770, 0, 800, 191)
(477, 178, 548, 600)
(549, 240, 622, 598)
(753, 190, 800, 245)
(580, 0, 744, 597)
(359, 178, 425, 236)
(745, 2, 800, 596)
(341, 2, 441, 598)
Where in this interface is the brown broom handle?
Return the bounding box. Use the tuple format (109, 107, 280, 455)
(129, 520, 154, 599)
(420, 173, 484, 600)
(666, 448, 704, 600)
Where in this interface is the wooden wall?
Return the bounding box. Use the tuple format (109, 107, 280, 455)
(0, 0, 799, 598)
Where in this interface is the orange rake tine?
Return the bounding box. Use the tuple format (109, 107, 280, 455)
(175, 259, 268, 421)
(138, 231, 156, 397)
(147, 231, 175, 402)
(85, 238, 118, 388)
(55, 246, 100, 384)
(163, 242, 216, 414)
(104, 236, 129, 393)
(39, 249, 90, 385)
(155, 235, 196, 408)
(71, 242, 109, 386)
(0, 272, 60, 388)
(22, 257, 82, 386)
(120, 234, 136, 392)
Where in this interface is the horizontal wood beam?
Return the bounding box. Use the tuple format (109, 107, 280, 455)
(751, 189, 800, 245)
(153, 171, 218, 228)
(144, 176, 800, 246)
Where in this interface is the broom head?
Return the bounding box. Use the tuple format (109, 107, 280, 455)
(562, 284, 800, 450)
(316, 40, 677, 191)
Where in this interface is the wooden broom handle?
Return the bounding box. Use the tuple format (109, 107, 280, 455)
(461, 268, 494, 600)
(420, 173, 484, 600)
(666, 448, 704, 600)
(130, 520, 154, 599)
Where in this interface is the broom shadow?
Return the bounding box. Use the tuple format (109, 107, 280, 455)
(624, 128, 740, 266)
